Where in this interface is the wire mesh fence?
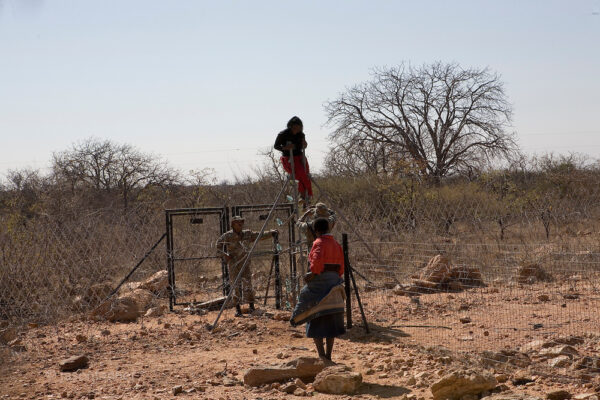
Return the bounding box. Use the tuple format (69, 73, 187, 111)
(1, 171, 600, 382)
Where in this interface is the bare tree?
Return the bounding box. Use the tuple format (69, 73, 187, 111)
(52, 138, 180, 210)
(325, 62, 516, 180)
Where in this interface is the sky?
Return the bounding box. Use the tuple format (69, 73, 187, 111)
(1, 0, 599, 182)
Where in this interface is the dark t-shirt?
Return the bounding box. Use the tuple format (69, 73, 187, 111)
(274, 129, 305, 156)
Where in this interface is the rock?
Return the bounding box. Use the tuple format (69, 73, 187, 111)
(100, 329, 110, 336)
(313, 365, 362, 395)
(538, 294, 550, 302)
(485, 394, 543, 400)
(272, 312, 291, 321)
(515, 263, 552, 284)
(75, 334, 87, 343)
(293, 388, 306, 396)
(546, 390, 571, 400)
(294, 378, 307, 390)
(139, 270, 169, 294)
(59, 355, 89, 372)
(573, 394, 598, 400)
(572, 356, 600, 371)
(0, 327, 17, 344)
(172, 385, 183, 395)
(430, 370, 497, 400)
(481, 350, 531, 368)
(243, 357, 332, 386)
(548, 356, 571, 368)
(555, 335, 585, 346)
(459, 317, 472, 324)
(91, 296, 140, 322)
(521, 339, 550, 353)
(418, 255, 452, 283)
(145, 305, 166, 318)
(539, 345, 579, 358)
(281, 383, 298, 394)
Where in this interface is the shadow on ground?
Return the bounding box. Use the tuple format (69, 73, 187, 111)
(357, 382, 411, 398)
(341, 322, 410, 343)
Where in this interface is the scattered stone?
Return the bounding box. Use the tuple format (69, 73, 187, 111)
(313, 365, 362, 395)
(172, 385, 183, 396)
(460, 317, 472, 324)
(430, 370, 496, 400)
(538, 294, 550, 302)
(75, 334, 87, 343)
(294, 378, 307, 390)
(573, 394, 598, 400)
(485, 394, 543, 400)
(548, 356, 571, 368)
(59, 355, 89, 372)
(293, 388, 306, 396)
(546, 390, 571, 400)
(280, 383, 298, 394)
(178, 332, 192, 341)
(244, 357, 332, 386)
(100, 329, 110, 336)
(511, 372, 534, 386)
(539, 345, 579, 358)
(272, 312, 291, 321)
(145, 305, 166, 318)
(563, 294, 579, 300)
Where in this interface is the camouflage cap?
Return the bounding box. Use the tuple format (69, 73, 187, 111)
(231, 216, 245, 224)
(315, 202, 329, 216)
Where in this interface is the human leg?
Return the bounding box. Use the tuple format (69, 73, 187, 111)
(325, 337, 335, 360)
(312, 338, 325, 358)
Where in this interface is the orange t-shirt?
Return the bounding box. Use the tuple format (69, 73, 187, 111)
(308, 234, 345, 276)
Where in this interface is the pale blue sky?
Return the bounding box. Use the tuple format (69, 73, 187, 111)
(1, 0, 599, 181)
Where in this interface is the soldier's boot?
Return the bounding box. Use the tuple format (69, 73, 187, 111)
(235, 305, 243, 317)
(249, 303, 255, 311)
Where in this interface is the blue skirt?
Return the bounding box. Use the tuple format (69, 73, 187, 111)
(306, 311, 346, 338)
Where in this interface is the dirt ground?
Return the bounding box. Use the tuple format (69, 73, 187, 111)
(1, 281, 600, 400)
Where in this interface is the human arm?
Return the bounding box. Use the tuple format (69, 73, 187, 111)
(216, 233, 231, 262)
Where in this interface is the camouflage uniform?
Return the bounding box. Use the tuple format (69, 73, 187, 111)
(216, 227, 275, 306)
(297, 202, 336, 249)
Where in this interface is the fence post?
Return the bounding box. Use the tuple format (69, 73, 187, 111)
(274, 234, 281, 309)
(342, 233, 352, 329)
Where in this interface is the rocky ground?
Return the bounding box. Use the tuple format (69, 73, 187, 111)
(1, 275, 600, 399)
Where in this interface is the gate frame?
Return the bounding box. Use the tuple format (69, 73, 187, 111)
(165, 204, 296, 311)
(165, 207, 229, 310)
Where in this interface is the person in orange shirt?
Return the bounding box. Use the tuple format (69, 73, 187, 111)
(291, 218, 346, 360)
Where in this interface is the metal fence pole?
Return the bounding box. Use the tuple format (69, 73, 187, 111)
(342, 233, 352, 329)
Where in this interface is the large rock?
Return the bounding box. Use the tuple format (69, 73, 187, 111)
(431, 370, 497, 400)
(538, 345, 579, 359)
(313, 365, 362, 395)
(515, 263, 552, 284)
(59, 355, 89, 372)
(139, 270, 168, 294)
(91, 288, 155, 322)
(91, 296, 140, 322)
(418, 255, 452, 284)
(243, 357, 331, 387)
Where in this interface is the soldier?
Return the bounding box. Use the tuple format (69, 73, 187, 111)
(297, 202, 336, 249)
(216, 216, 278, 317)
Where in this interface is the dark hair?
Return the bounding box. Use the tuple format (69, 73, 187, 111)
(313, 218, 329, 234)
(287, 116, 303, 128)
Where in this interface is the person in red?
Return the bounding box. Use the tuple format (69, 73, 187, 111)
(274, 116, 313, 206)
(291, 218, 346, 360)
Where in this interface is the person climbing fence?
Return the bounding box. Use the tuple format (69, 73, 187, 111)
(274, 116, 313, 207)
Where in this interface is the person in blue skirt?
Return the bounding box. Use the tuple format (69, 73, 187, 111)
(291, 218, 346, 360)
